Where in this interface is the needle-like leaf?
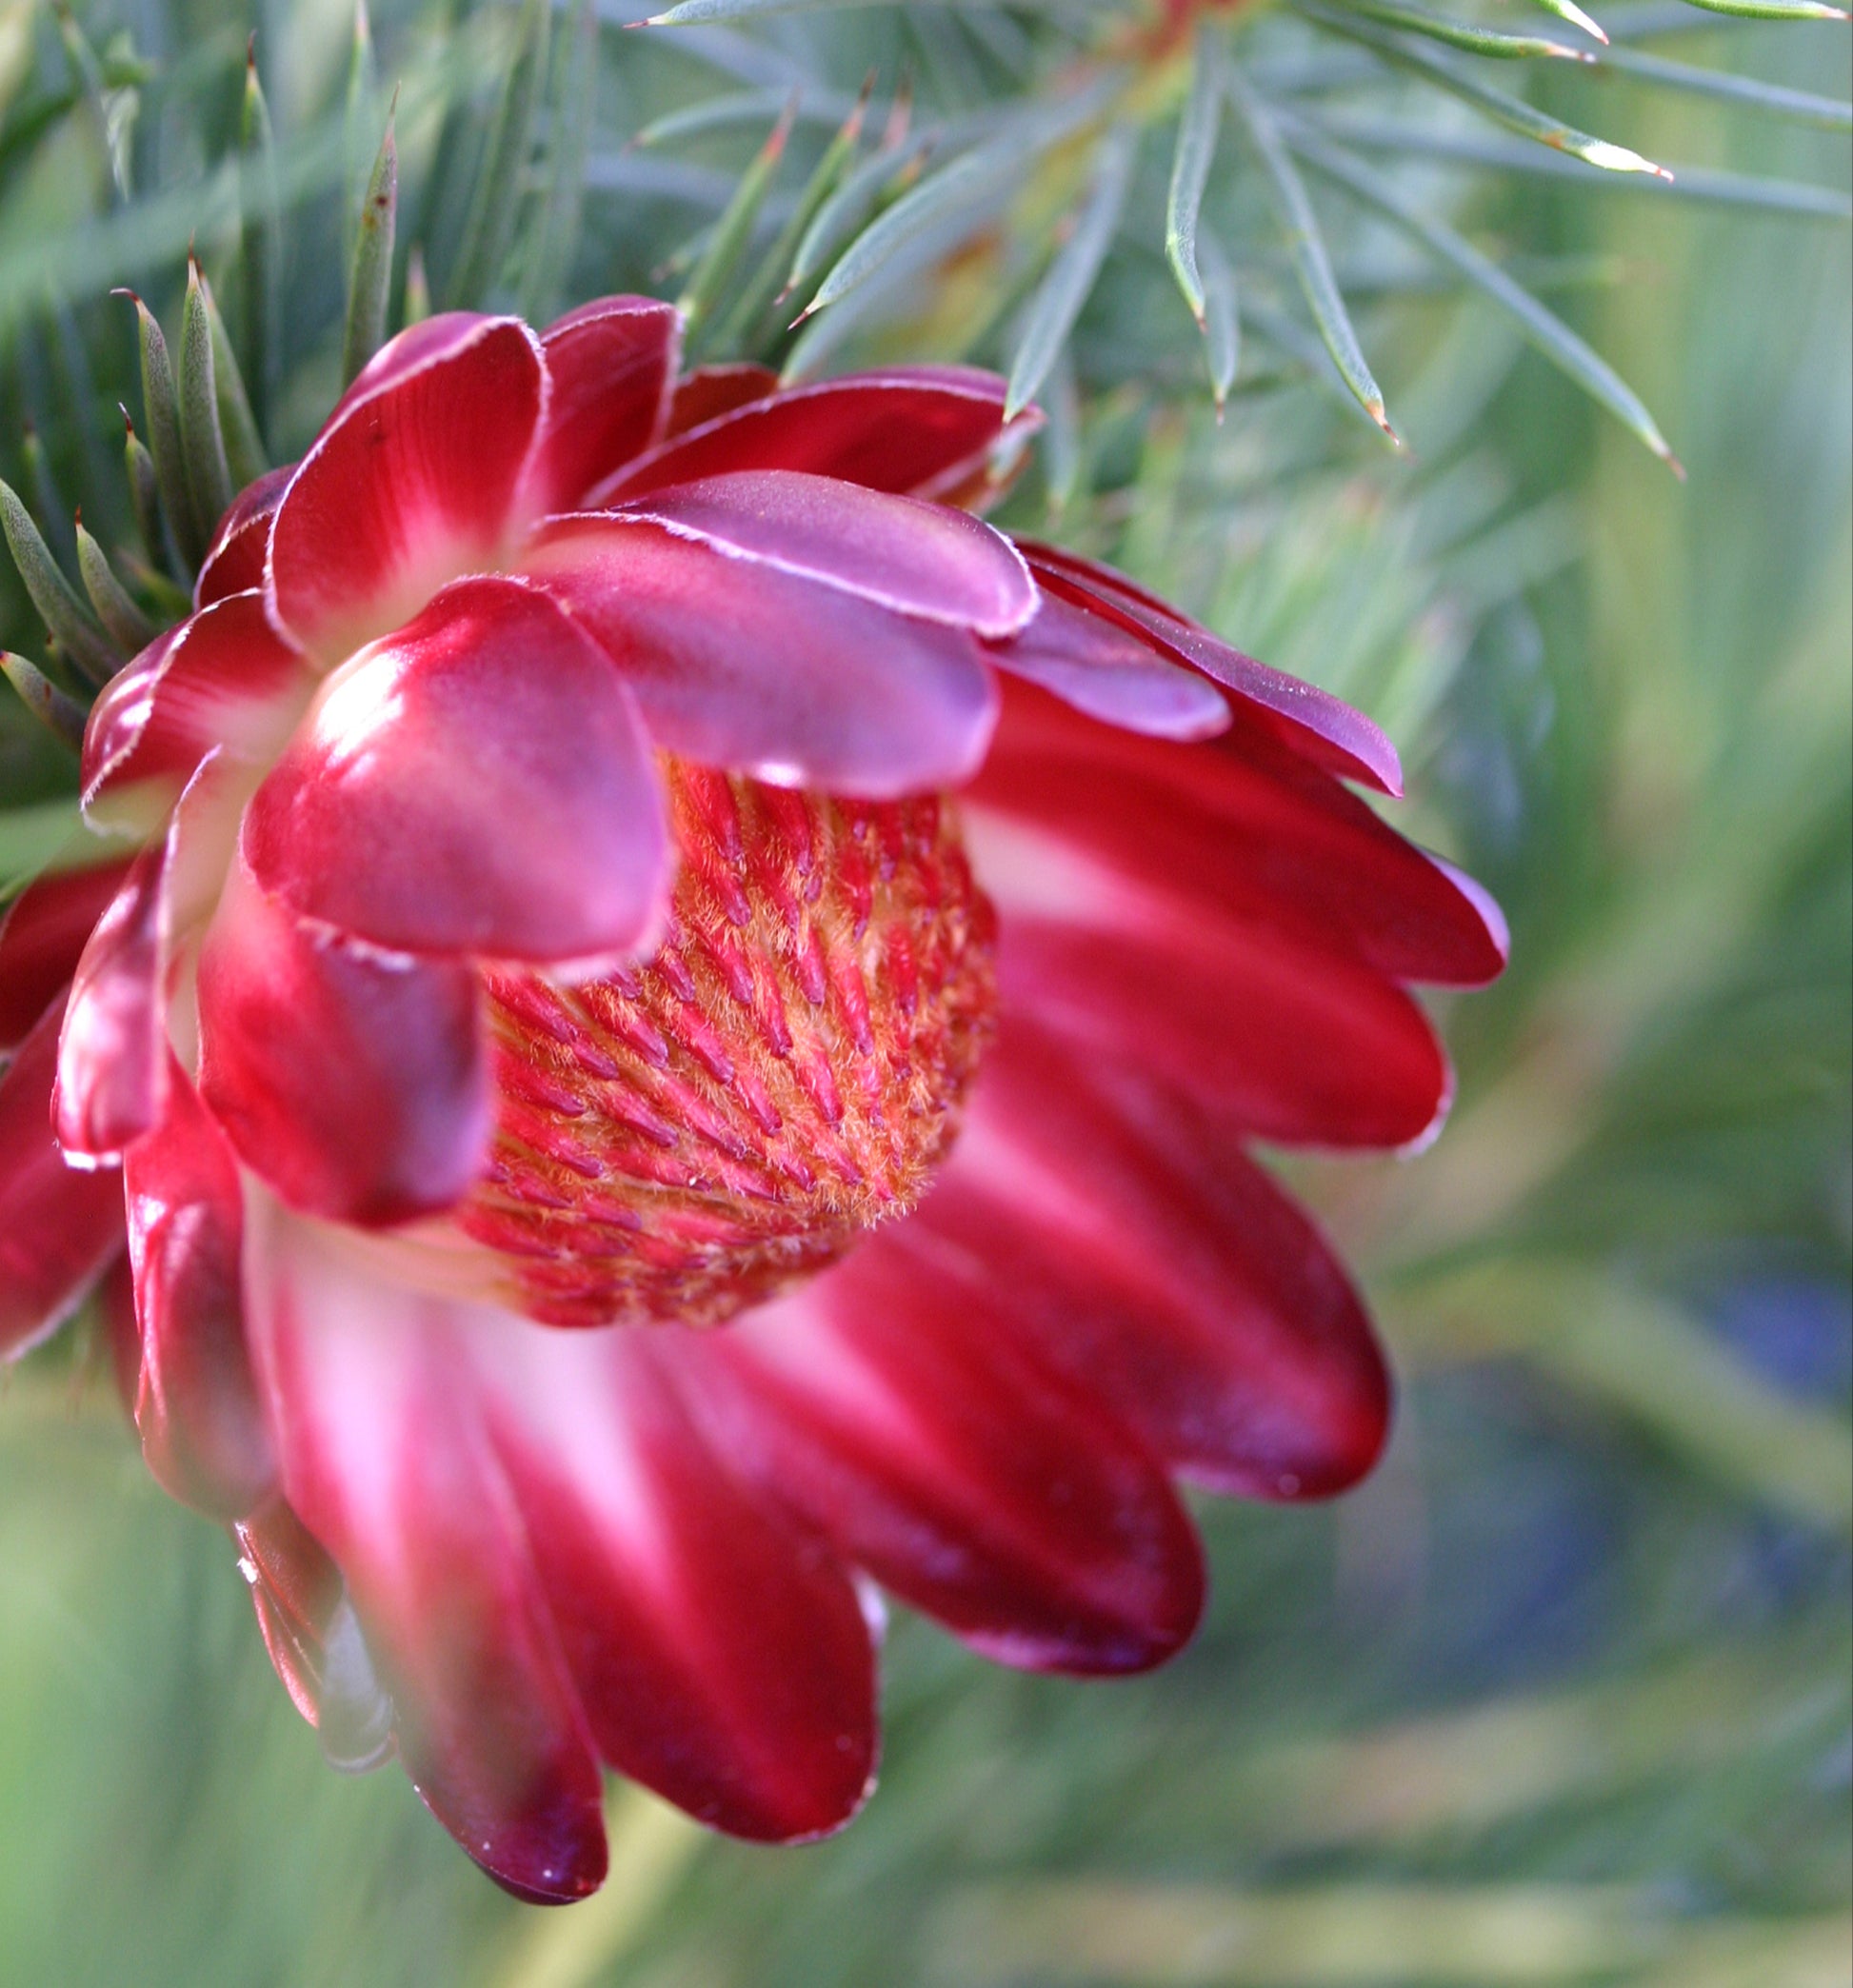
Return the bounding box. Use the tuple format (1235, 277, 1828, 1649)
(1676, 0, 1848, 18)
(1593, 45, 1853, 128)
(178, 261, 234, 544)
(447, 0, 549, 308)
(1006, 126, 1135, 419)
(200, 271, 268, 491)
(75, 521, 158, 653)
(119, 291, 202, 568)
(1285, 115, 1682, 471)
(1166, 25, 1225, 326)
(0, 480, 123, 686)
(1323, 0, 1597, 58)
(521, 0, 597, 321)
(788, 126, 933, 294)
(717, 77, 871, 354)
(1, 651, 89, 750)
(1226, 70, 1398, 442)
(343, 0, 379, 268)
(121, 410, 165, 568)
(1201, 229, 1242, 413)
(680, 95, 798, 348)
(238, 39, 281, 439)
(804, 89, 1109, 324)
(1303, 4, 1675, 175)
(1521, 0, 1609, 42)
(1310, 109, 1853, 217)
(343, 109, 399, 388)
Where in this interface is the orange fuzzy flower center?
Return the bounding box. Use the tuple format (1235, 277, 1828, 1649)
(458, 765, 999, 1327)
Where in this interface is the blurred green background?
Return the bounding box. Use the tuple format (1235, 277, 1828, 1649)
(0, 1, 1847, 1983)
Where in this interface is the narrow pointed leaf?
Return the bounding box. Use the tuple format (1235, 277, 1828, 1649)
(1226, 71, 1396, 441)
(123, 413, 164, 565)
(201, 271, 269, 490)
(1006, 126, 1135, 420)
(1593, 46, 1853, 128)
(343, 113, 399, 388)
(520, 0, 597, 321)
(679, 96, 797, 346)
(19, 429, 69, 567)
(447, 0, 550, 308)
(1, 652, 89, 750)
(121, 293, 203, 568)
(788, 129, 933, 294)
(115, 552, 192, 625)
(0, 481, 122, 686)
(633, 87, 822, 150)
(75, 523, 159, 651)
(239, 41, 281, 437)
(1676, 0, 1847, 16)
(1286, 118, 1680, 470)
(803, 89, 1112, 324)
(1309, 109, 1853, 217)
(1166, 26, 1225, 326)
(1201, 229, 1241, 411)
(344, 0, 380, 267)
(179, 264, 234, 542)
(1303, 6, 1674, 175)
(716, 76, 870, 354)
(1320, 0, 1595, 57)
(1522, 0, 1609, 40)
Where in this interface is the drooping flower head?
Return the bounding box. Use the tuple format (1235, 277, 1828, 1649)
(1, 298, 1504, 1902)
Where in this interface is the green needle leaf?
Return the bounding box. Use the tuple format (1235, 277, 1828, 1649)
(1166, 26, 1225, 327)
(679, 95, 798, 348)
(179, 260, 234, 547)
(804, 89, 1108, 325)
(238, 38, 281, 439)
(447, 0, 550, 308)
(120, 410, 166, 568)
(716, 76, 871, 356)
(788, 127, 932, 295)
(1593, 45, 1853, 128)
(343, 109, 399, 388)
(75, 521, 158, 653)
(1322, 0, 1597, 59)
(1310, 109, 1853, 217)
(1676, 0, 1848, 18)
(1006, 125, 1135, 420)
(0, 480, 123, 686)
(1302, 4, 1676, 175)
(1226, 70, 1398, 443)
(118, 291, 203, 569)
(1285, 116, 1682, 471)
(1521, 0, 1610, 42)
(344, 0, 380, 268)
(19, 427, 69, 567)
(200, 271, 268, 491)
(0, 651, 89, 751)
(1200, 229, 1242, 413)
(520, 0, 597, 322)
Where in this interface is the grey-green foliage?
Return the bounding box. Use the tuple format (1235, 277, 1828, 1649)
(0, 8, 1846, 1988)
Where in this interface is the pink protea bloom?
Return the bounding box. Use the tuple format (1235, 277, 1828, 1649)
(0, 300, 1505, 1902)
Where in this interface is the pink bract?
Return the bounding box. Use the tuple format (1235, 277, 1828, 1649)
(0, 299, 1505, 1904)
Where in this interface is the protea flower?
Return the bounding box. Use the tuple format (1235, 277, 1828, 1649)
(0, 296, 1504, 1903)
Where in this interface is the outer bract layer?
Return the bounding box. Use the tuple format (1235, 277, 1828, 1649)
(1, 297, 1505, 1905)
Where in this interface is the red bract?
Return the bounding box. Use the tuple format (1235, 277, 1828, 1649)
(0, 299, 1506, 1903)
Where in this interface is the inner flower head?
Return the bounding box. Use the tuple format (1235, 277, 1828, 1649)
(462, 766, 998, 1328)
